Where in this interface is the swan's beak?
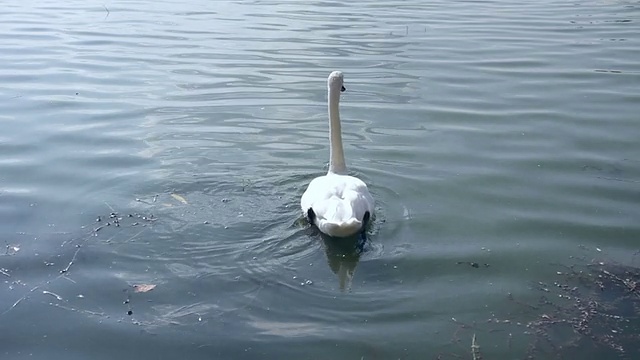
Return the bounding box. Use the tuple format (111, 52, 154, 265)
(341, 86, 346, 92)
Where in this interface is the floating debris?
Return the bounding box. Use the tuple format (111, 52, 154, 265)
(42, 291, 63, 301)
(133, 284, 156, 293)
(241, 179, 252, 192)
(170, 193, 188, 205)
(456, 261, 489, 269)
(441, 255, 640, 359)
(471, 333, 481, 360)
(5, 244, 20, 255)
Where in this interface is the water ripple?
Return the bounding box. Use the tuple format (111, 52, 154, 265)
(1, 0, 639, 358)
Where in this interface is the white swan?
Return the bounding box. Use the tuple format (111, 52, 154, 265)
(300, 71, 374, 238)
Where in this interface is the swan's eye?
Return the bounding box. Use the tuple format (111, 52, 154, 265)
(341, 86, 346, 92)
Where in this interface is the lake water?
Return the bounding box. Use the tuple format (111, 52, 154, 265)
(1, 0, 639, 359)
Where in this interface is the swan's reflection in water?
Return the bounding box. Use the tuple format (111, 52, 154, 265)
(319, 233, 363, 292)
(300, 216, 376, 291)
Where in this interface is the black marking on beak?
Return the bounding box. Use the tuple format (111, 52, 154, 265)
(341, 86, 346, 92)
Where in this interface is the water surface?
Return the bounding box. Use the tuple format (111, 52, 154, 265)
(1, 0, 639, 358)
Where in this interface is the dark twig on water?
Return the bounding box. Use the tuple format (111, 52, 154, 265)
(103, 5, 110, 19)
(241, 178, 252, 192)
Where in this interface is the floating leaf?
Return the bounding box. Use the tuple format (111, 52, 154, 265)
(170, 193, 188, 205)
(133, 284, 156, 293)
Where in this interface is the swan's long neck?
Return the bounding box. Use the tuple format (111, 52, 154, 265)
(328, 85, 347, 174)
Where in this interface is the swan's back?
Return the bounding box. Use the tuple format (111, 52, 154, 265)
(301, 173, 374, 237)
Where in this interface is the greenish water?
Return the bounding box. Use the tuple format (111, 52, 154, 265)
(1, 0, 639, 359)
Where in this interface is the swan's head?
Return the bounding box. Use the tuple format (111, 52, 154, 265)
(328, 71, 346, 93)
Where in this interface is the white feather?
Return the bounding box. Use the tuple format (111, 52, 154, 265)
(300, 71, 374, 237)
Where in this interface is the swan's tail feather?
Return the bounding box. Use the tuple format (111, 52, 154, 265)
(304, 190, 371, 238)
(317, 218, 363, 238)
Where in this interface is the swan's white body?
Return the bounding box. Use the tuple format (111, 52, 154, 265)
(300, 71, 374, 237)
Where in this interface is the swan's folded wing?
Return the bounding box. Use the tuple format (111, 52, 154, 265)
(342, 187, 374, 223)
(300, 176, 333, 213)
(300, 174, 374, 230)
